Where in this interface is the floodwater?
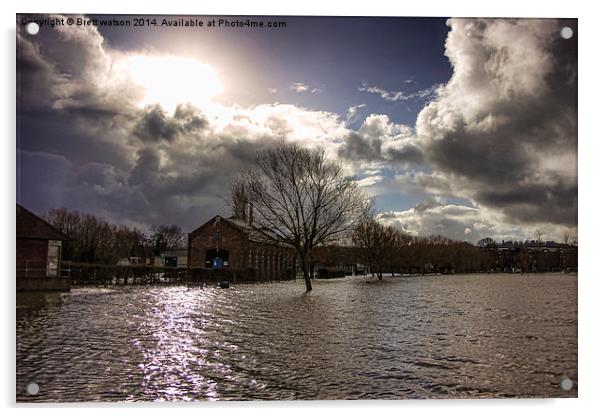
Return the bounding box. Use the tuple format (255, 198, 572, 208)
(16, 273, 577, 401)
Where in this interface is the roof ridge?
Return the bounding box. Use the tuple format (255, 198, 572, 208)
(16, 204, 71, 241)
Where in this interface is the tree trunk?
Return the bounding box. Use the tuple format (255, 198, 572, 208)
(300, 253, 312, 291)
(303, 269, 313, 291)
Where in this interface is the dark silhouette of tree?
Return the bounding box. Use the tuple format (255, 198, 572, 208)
(534, 229, 544, 245)
(352, 215, 406, 279)
(44, 208, 148, 264)
(230, 142, 372, 291)
(149, 224, 185, 251)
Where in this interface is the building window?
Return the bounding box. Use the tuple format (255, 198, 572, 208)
(47, 240, 62, 277)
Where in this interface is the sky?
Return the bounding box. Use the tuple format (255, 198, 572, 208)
(16, 14, 577, 243)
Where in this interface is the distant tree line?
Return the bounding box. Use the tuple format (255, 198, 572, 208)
(44, 208, 185, 264)
(314, 215, 578, 277)
(42, 206, 577, 276)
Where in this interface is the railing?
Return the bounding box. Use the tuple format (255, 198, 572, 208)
(16, 260, 71, 278)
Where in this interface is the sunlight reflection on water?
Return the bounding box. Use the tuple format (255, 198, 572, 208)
(17, 274, 577, 401)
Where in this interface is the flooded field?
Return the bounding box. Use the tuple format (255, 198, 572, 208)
(16, 273, 577, 401)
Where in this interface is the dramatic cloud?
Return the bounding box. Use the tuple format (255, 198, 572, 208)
(132, 104, 209, 143)
(16, 15, 577, 242)
(413, 18, 577, 234)
(16, 18, 351, 232)
(379, 198, 571, 243)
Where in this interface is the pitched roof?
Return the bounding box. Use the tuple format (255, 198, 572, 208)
(16, 204, 70, 241)
(223, 216, 294, 248)
(189, 214, 293, 249)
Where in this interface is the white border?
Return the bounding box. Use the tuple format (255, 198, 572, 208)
(2, 1, 599, 415)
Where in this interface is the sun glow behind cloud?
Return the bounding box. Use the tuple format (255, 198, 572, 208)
(17, 16, 577, 243)
(123, 55, 222, 114)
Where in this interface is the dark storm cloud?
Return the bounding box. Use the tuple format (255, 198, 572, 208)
(128, 147, 161, 186)
(16, 14, 577, 242)
(338, 132, 382, 161)
(17, 17, 140, 171)
(475, 181, 577, 226)
(173, 104, 209, 131)
(338, 114, 424, 166)
(15, 17, 283, 230)
(338, 132, 424, 166)
(17, 14, 314, 232)
(387, 145, 424, 165)
(415, 18, 577, 227)
(133, 106, 181, 142)
(16, 34, 62, 109)
(132, 104, 209, 142)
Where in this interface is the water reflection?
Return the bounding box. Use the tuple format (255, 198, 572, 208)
(16, 274, 577, 401)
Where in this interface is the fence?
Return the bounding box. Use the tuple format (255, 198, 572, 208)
(63, 262, 295, 286)
(16, 260, 71, 278)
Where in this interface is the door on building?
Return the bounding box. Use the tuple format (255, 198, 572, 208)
(205, 249, 229, 269)
(47, 240, 62, 277)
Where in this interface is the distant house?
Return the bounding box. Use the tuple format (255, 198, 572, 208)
(156, 249, 188, 268)
(188, 215, 295, 280)
(16, 204, 71, 291)
(479, 240, 578, 273)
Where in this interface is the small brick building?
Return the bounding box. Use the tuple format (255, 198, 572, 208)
(187, 215, 295, 280)
(16, 204, 71, 291)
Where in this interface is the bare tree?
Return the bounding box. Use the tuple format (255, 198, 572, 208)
(351, 215, 380, 278)
(534, 229, 544, 244)
(150, 224, 185, 252)
(231, 142, 372, 291)
(351, 215, 401, 279)
(44, 208, 148, 264)
(228, 181, 249, 222)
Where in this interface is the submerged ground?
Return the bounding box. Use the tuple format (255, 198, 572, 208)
(16, 273, 577, 401)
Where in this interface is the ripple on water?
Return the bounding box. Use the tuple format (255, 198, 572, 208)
(17, 274, 577, 401)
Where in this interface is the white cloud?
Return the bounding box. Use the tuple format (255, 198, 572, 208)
(290, 82, 321, 94)
(338, 114, 422, 170)
(414, 18, 577, 228)
(17, 15, 577, 244)
(17, 19, 352, 231)
(356, 175, 385, 188)
(358, 82, 440, 102)
(378, 200, 576, 243)
(290, 82, 308, 93)
(346, 104, 366, 124)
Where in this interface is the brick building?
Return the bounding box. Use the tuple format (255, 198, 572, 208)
(16, 204, 71, 291)
(187, 215, 295, 280)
